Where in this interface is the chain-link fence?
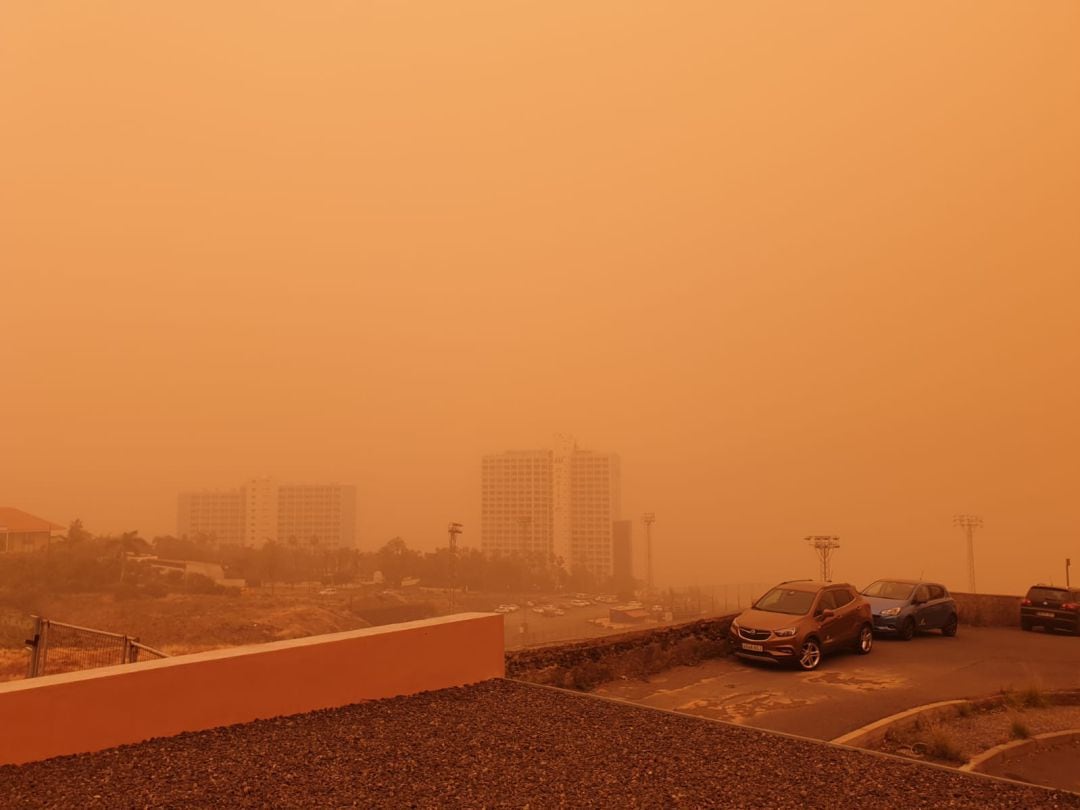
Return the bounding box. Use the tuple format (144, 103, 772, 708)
(25, 616, 168, 678)
(503, 583, 773, 650)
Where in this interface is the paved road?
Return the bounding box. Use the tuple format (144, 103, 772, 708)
(596, 626, 1080, 741)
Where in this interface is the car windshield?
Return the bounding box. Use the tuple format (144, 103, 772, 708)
(862, 581, 915, 600)
(754, 587, 816, 615)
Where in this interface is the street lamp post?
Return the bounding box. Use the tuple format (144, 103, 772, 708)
(642, 513, 655, 600)
(447, 522, 463, 612)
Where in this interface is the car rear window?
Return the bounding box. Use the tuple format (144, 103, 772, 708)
(1027, 587, 1069, 602)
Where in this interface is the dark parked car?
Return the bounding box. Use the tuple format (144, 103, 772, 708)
(861, 580, 958, 640)
(1021, 585, 1080, 634)
(729, 580, 873, 671)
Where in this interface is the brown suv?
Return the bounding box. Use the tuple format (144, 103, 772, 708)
(729, 580, 873, 670)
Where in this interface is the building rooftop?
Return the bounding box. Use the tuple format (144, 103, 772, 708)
(0, 507, 64, 533)
(2, 679, 1076, 808)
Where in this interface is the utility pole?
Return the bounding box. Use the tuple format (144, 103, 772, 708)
(953, 515, 982, 593)
(805, 536, 840, 582)
(642, 513, 656, 599)
(1066, 558, 1071, 589)
(447, 522, 463, 612)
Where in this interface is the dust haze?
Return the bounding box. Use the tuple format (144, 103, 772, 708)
(3, 1, 1078, 595)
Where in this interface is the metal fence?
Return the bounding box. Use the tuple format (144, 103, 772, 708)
(503, 583, 774, 650)
(25, 616, 168, 678)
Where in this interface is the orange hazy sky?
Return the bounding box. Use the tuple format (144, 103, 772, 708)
(3, 2, 1079, 594)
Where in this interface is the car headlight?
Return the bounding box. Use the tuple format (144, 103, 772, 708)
(880, 607, 901, 617)
(773, 627, 797, 637)
(731, 618, 740, 629)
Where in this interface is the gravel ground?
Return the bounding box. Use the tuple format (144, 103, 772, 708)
(2, 680, 1079, 809)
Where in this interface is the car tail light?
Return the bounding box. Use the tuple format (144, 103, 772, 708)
(1063, 602, 1079, 611)
(1021, 599, 1032, 606)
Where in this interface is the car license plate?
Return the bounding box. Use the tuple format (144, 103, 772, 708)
(742, 643, 764, 652)
(1037, 611, 1055, 618)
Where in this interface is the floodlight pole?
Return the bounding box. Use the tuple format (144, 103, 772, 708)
(953, 515, 982, 593)
(516, 516, 531, 638)
(805, 536, 840, 582)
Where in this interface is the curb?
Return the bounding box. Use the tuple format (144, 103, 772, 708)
(831, 700, 968, 748)
(962, 728, 1080, 774)
(832, 688, 1080, 750)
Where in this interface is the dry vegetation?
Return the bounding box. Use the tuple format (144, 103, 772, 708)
(0, 587, 455, 682)
(517, 635, 728, 691)
(879, 687, 1080, 766)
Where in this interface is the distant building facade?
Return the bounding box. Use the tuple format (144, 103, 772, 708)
(481, 435, 621, 577)
(0, 507, 65, 553)
(177, 478, 357, 549)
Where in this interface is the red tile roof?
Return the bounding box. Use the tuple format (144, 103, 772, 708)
(0, 507, 65, 533)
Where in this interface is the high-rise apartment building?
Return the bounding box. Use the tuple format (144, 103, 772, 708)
(178, 478, 357, 549)
(481, 436, 621, 577)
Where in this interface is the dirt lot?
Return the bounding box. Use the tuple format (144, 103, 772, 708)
(0, 587, 382, 682)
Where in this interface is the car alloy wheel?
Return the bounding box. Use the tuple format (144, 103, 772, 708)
(798, 638, 821, 671)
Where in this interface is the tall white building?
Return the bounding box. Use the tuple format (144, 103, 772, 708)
(481, 436, 621, 577)
(178, 478, 357, 549)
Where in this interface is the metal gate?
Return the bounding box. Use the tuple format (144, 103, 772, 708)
(25, 616, 168, 678)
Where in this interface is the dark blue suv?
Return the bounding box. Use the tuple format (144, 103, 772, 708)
(861, 579, 958, 640)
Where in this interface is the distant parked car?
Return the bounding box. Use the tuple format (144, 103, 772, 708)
(861, 580, 958, 640)
(729, 580, 873, 671)
(1021, 585, 1080, 634)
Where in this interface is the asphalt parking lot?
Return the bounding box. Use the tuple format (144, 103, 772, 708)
(596, 625, 1080, 741)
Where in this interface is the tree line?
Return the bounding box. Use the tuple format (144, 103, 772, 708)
(0, 520, 632, 602)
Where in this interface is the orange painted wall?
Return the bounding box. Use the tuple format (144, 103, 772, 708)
(0, 613, 504, 766)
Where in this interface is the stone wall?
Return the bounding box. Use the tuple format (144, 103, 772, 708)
(951, 591, 1022, 627)
(505, 615, 736, 690)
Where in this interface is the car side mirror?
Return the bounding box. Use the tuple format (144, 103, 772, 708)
(819, 608, 835, 619)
